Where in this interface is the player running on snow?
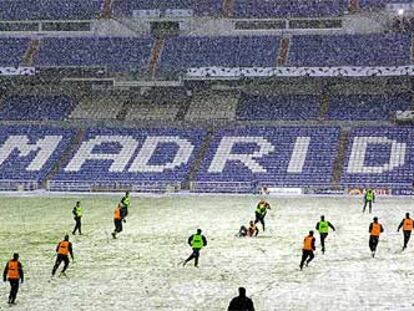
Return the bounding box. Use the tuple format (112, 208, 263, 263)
(72, 201, 83, 235)
(52, 234, 74, 277)
(112, 203, 126, 239)
(369, 217, 384, 257)
(362, 188, 375, 214)
(299, 230, 316, 270)
(397, 212, 414, 251)
(315, 215, 335, 254)
(3, 253, 24, 305)
(254, 199, 271, 231)
(183, 229, 207, 267)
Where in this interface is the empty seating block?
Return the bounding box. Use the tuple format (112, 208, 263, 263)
(69, 96, 126, 120)
(342, 127, 414, 187)
(0, 38, 29, 67)
(288, 34, 411, 67)
(53, 128, 205, 186)
(0, 95, 77, 121)
(233, 0, 347, 18)
(328, 94, 412, 121)
(186, 94, 238, 121)
(0, 125, 74, 182)
(0, 0, 100, 20)
(359, 0, 413, 9)
(35, 37, 154, 73)
(237, 94, 319, 120)
(112, 0, 223, 17)
(125, 103, 180, 121)
(195, 127, 340, 192)
(160, 36, 280, 72)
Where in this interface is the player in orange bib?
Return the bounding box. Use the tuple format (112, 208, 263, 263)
(299, 230, 316, 270)
(397, 212, 414, 251)
(369, 217, 384, 257)
(52, 234, 74, 277)
(2, 253, 24, 305)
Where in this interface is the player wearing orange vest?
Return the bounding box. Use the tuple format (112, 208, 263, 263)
(52, 234, 74, 277)
(369, 217, 384, 257)
(3, 253, 24, 305)
(397, 212, 414, 251)
(112, 203, 125, 239)
(299, 231, 316, 270)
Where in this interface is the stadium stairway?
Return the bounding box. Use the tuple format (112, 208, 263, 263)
(276, 37, 291, 66)
(223, 0, 234, 17)
(183, 129, 215, 190)
(331, 128, 350, 186)
(149, 38, 165, 77)
(22, 39, 40, 67)
(42, 128, 86, 188)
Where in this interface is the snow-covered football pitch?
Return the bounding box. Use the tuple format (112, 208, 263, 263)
(1, 193, 414, 311)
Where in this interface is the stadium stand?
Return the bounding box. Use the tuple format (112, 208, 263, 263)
(185, 93, 238, 121)
(236, 94, 320, 121)
(69, 95, 127, 120)
(159, 36, 280, 73)
(232, 0, 347, 18)
(124, 102, 180, 122)
(0, 95, 77, 121)
(342, 127, 414, 187)
(35, 37, 154, 73)
(112, 0, 223, 17)
(359, 0, 414, 10)
(194, 127, 340, 192)
(0, 38, 30, 67)
(0, 125, 74, 184)
(52, 128, 205, 191)
(327, 94, 413, 121)
(288, 34, 411, 67)
(0, 0, 100, 20)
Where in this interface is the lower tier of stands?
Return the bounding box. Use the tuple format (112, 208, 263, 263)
(1, 125, 413, 193)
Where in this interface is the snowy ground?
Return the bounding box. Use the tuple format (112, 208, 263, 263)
(0, 194, 414, 311)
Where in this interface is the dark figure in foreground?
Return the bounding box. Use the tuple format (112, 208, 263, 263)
(3, 253, 24, 305)
(369, 217, 384, 257)
(52, 234, 74, 277)
(238, 221, 259, 237)
(183, 229, 207, 267)
(315, 215, 335, 254)
(254, 200, 271, 231)
(397, 212, 414, 251)
(362, 188, 375, 214)
(300, 230, 316, 270)
(72, 201, 83, 235)
(228, 287, 255, 311)
(112, 203, 125, 239)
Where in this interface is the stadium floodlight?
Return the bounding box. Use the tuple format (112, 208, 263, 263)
(397, 8, 405, 15)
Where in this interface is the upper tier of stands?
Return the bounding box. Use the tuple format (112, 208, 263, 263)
(159, 36, 281, 73)
(2, 34, 411, 71)
(0, 0, 411, 21)
(287, 33, 411, 67)
(34, 37, 154, 73)
(0, 0, 100, 20)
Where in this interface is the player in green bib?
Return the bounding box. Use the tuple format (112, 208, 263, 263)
(315, 215, 336, 254)
(362, 188, 375, 214)
(183, 229, 207, 267)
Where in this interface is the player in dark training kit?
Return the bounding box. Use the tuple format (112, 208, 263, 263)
(183, 229, 207, 267)
(52, 235, 74, 277)
(254, 200, 271, 231)
(315, 215, 336, 254)
(362, 188, 375, 214)
(397, 212, 414, 251)
(3, 253, 24, 305)
(300, 231, 316, 270)
(369, 217, 384, 257)
(72, 201, 83, 235)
